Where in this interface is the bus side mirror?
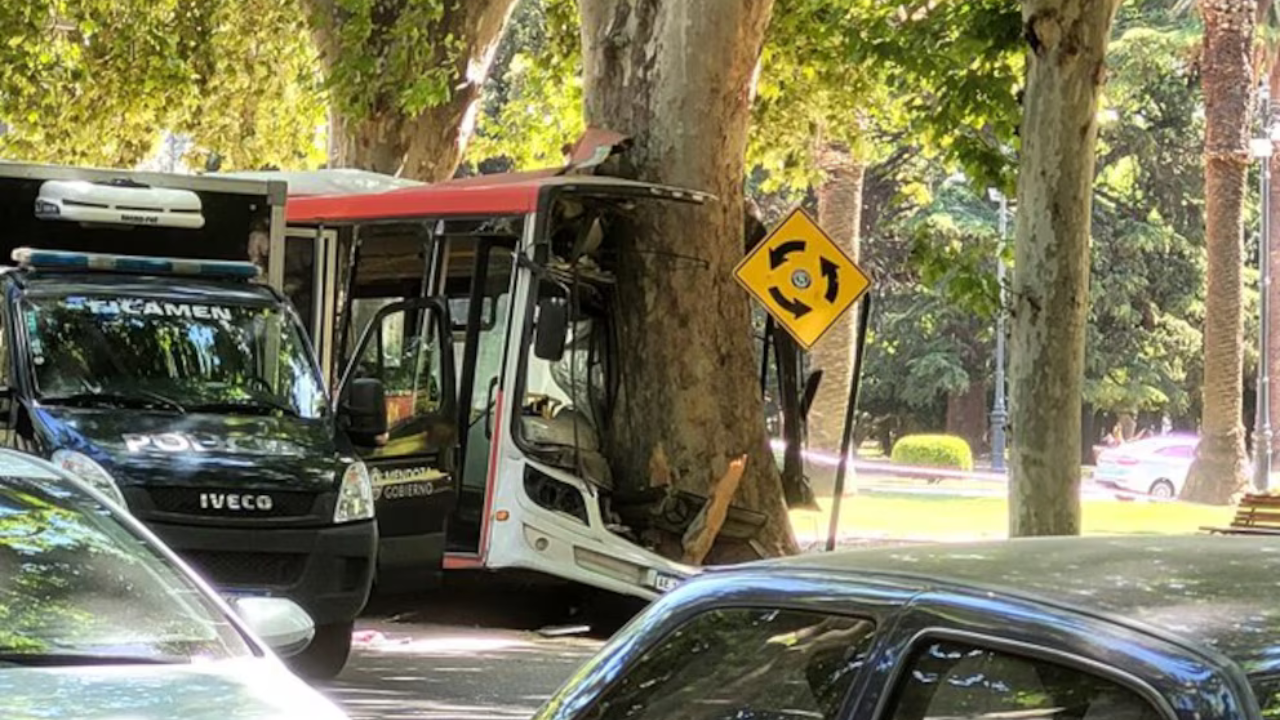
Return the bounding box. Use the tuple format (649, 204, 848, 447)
(534, 297, 569, 361)
(344, 378, 388, 445)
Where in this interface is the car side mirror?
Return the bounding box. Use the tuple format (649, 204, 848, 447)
(534, 297, 569, 361)
(231, 596, 315, 658)
(344, 378, 388, 445)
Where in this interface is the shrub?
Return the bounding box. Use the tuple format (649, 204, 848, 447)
(891, 434, 974, 471)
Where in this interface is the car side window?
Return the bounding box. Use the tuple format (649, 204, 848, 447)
(1155, 445, 1195, 459)
(582, 608, 876, 720)
(887, 640, 1162, 720)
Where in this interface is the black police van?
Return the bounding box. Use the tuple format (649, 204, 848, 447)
(0, 162, 456, 678)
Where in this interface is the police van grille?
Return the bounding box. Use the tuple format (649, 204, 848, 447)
(147, 488, 318, 518)
(181, 550, 306, 588)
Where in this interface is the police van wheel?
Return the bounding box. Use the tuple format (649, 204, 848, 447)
(288, 620, 354, 681)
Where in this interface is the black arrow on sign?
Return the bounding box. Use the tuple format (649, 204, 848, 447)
(768, 240, 806, 269)
(769, 287, 812, 318)
(821, 257, 840, 303)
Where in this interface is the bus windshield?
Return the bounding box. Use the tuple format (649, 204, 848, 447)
(23, 294, 327, 420)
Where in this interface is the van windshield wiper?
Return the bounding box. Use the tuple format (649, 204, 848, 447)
(186, 398, 298, 418)
(40, 391, 185, 414)
(0, 652, 186, 667)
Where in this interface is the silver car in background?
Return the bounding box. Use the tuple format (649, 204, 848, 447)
(1093, 433, 1199, 499)
(0, 449, 347, 719)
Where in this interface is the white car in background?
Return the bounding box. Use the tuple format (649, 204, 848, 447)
(1093, 434, 1199, 499)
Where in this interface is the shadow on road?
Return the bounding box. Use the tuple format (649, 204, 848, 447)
(362, 572, 648, 639)
(324, 618, 601, 720)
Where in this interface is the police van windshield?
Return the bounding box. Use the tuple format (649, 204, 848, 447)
(23, 295, 327, 420)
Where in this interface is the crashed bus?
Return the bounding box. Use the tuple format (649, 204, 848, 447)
(248, 158, 781, 603)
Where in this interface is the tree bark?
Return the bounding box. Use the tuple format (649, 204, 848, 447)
(580, 0, 796, 561)
(1009, 0, 1120, 536)
(1268, 54, 1280, 465)
(305, 0, 518, 180)
(808, 144, 866, 455)
(1182, 0, 1256, 504)
(946, 383, 989, 453)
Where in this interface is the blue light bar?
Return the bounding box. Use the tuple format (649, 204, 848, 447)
(11, 248, 261, 280)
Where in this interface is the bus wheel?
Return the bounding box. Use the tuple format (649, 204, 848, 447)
(288, 620, 354, 680)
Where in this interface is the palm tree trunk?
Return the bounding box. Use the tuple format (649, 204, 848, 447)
(1182, 0, 1257, 504)
(1267, 53, 1280, 467)
(809, 143, 866, 455)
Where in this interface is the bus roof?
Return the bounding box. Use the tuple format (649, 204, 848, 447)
(284, 171, 711, 225)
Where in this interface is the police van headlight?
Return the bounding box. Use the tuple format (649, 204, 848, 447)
(52, 449, 127, 508)
(334, 461, 375, 523)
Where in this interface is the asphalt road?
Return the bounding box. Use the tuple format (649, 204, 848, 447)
(317, 584, 619, 720)
(321, 619, 601, 720)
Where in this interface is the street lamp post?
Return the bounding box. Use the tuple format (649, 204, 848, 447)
(989, 189, 1009, 473)
(1252, 82, 1274, 491)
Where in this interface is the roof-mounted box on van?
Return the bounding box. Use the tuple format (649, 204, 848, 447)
(34, 180, 205, 229)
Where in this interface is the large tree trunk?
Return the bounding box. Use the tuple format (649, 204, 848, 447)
(1182, 0, 1256, 504)
(580, 0, 796, 561)
(305, 0, 518, 180)
(946, 383, 989, 454)
(1008, 0, 1120, 536)
(1268, 54, 1280, 465)
(808, 143, 866, 455)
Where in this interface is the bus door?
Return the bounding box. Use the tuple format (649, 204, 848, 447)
(337, 221, 459, 593)
(437, 234, 517, 556)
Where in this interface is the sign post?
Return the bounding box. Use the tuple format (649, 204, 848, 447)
(735, 207, 874, 550)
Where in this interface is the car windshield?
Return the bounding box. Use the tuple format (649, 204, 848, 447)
(23, 294, 327, 419)
(0, 471, 252, 662)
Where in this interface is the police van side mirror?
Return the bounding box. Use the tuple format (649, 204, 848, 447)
(534, 297, 569, 361)
(344, 378, 388, 446)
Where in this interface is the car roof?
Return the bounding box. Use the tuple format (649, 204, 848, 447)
(751, 535, 1280, 676)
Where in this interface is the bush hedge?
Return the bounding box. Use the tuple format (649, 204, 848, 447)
(890, 434, 974, 471)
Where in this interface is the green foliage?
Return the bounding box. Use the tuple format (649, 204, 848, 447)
(750, 0, 1024, 195)
(891, 434, 975, 471)
(176, 0, 328, 170)
(856, 164, 996, 437)
(309, 0, 462, 120)
(749, 0, 884, 193)
(469, 0, 582, 169)
(1083, 1, 1209, 417)
(904, 180, 1005, 320)
(0, 0, 323, 169)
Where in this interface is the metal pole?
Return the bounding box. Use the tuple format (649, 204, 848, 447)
(991, 193, 1009, 473)
(826, 295, 873, 552)
(1257, 82, 1274, 491)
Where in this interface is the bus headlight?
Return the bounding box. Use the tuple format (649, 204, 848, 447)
(334, 461, 375, 523)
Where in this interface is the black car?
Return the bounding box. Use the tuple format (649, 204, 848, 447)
(535, 535, 1280, 720)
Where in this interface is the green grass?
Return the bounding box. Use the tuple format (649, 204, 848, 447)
(789, 493, 1236, 544)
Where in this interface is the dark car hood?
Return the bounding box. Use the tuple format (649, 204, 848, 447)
(35, 406, 348, 492)
(0, 659, 347, 719)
